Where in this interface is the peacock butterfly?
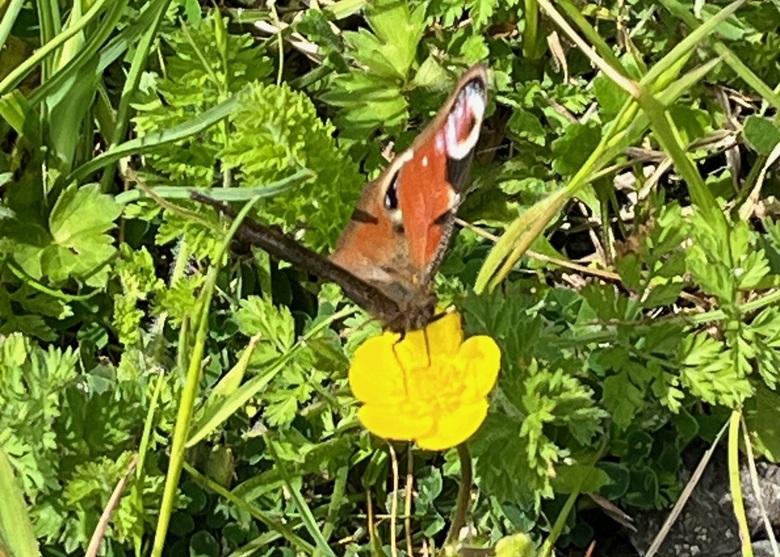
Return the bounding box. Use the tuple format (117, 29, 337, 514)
(194, 65, 487, 332)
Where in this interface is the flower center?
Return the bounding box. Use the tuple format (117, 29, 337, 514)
(403, 357, 465, 415)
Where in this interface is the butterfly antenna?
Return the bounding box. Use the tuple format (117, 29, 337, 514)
(391, 340, 411, 398)
(422, 327, 432, 368)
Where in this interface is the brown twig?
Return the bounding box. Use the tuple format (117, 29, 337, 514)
(405, 444, 415, 556)
(645, 420, 729, 557)
(85, 455, 139, 557)
(389, 443, 400, 557)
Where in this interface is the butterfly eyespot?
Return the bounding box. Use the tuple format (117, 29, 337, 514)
(384, 172, 400, 211)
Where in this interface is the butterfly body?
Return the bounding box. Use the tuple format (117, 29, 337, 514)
(194, 65, 488, 332)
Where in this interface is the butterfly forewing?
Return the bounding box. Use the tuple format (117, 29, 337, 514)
(330, 65, 488, 309)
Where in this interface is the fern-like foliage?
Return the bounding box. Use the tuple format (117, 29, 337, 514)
(220, 83, 364, 250)
(133, 14, 363, 251)
(133, 14, 273, 186)
(0, 333, 167, 550)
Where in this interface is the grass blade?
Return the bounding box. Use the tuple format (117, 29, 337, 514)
(641, 0, 745, 86)
(0, 448, 40, 557)
(636, 90, 717, 213)
(729, 409, 754, 557)
(182, 462, 314, 554)
(658, 0, 780, 112)
(99, 0, 173, 190)
(556, 0, 629, 76)
(741, 415, 780, 557)
(185, 306, 356, 447)
(151, 197, 263, 557)
(0, 0, 112, 96)
(113, 169, 313, 204)
(65, 92, 244, 184)
(645, 420, 729, 557)
(28, 0, 127, 109)
(267, 441, 337, 557)
(0, 0, 25, 52)
(97, 0, 169, 74)
(475, 1, 730, 293)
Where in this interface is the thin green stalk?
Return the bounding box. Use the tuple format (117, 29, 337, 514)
(151, 197, 262, 557)
(557, 0, 628, 75)
(96, 0, 170, 74)
(640, 0, 746, 86)
(741, 416, 780, 557)
(226, 533, 286, 557)
(716, 45, 780, 112)
(522, 0, 540, 60)
(99, 0, 172, 191)
(446, 444, 473, 544)
(0, 0, 24, 52)
(688, 287, 780, 324)
(133, 369, 165, 557)
(729, 409, 754, 557)
(636, 90, 717, 213)
(180, 20, 222, 88)
(182, 462, 314, 554)
(0, 0, 112, 96)
(186, 305, 356, 446)
(267, 441, 337, 556)
(658, 0, 780, 111)
(135, 371, 166, 483)
(6, 260, 100, 301)
(65, 91, 243, 184)
(539, 488, 582, 557)
(35, 0, 59, 81)
(114, 168, 313, 204)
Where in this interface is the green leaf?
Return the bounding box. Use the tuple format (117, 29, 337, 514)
(0, 448, 40, 557)
(43, 184, 121, 286)
(412, 56, 449, 88)
(743, 115, 780, 155)
(459, 33, 490, 63)
(468, 0, 499, 27)
(495, 533, 535, 557)
(643, 281, 684, 308)
(552, 463, 610, 494)
(746, 383, 780, 463)
(507, 108, 546, 146)
(603, 372, 645, 429)
(551, 123, 601, 176)
(362, 0, 425, 78)
(190, 531, 219, 557)
(593, 74, 629, 120)
(680, 332, 754, 407)
(219, 83, 363, 251)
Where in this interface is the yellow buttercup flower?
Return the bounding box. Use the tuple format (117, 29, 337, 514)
(348, 312, 501, 450)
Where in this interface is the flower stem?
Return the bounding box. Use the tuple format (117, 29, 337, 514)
(447, 444, 472, 544)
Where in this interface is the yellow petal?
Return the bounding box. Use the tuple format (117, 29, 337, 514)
(394, 312, 463, 371)
(415, 400, 488, 451)
(349, 334, 406, 404)
(457, 336, 501, 398)
(422, 312, 463, 356)
(358, 404, 434, 441)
